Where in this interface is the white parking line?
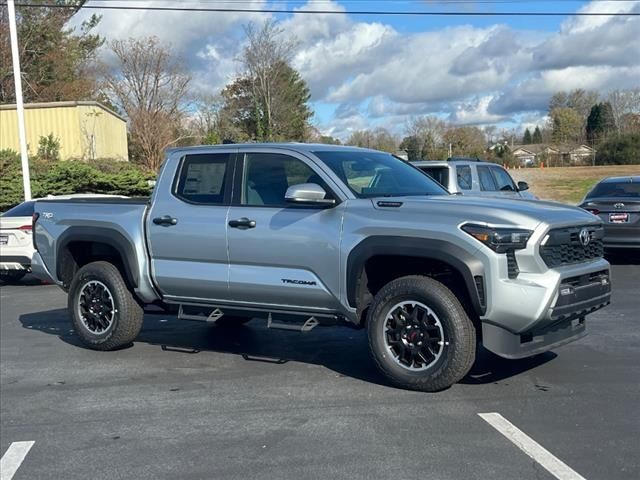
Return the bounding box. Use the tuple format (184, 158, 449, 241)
(479, 413, 586, 480)
(0, 441, 35, 480)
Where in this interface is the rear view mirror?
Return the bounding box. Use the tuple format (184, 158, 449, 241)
(517, 181, 529, 192)
(285, 183, 336, 206)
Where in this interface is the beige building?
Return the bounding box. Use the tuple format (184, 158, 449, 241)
(0, 101, 128, 161)
(511, 144, 596, 167)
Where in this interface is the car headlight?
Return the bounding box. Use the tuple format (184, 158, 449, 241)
(461, 224, 532, 253)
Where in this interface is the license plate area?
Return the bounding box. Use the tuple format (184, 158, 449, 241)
(609, 212, 629, 223)
(0, 235, 8, 245)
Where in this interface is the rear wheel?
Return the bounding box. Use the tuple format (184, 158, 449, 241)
(0, 270, 27, 284)
(367, 275, 476, 392)
(68, 261, 143, 350)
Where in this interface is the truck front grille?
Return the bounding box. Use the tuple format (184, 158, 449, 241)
(540, 225, 604, 268)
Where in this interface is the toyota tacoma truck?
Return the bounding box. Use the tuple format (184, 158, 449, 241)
(31, 144, 612, 391)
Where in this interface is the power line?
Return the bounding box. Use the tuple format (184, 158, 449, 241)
(3, 1, 639, 16)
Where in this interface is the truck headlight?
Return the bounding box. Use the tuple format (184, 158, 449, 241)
(461, 224, 532, 253)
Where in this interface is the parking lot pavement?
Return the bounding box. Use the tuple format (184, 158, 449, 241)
(1, 259, 639, 480)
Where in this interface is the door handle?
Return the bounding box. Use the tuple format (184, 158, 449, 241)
(153, 215, 178, 226)
(228, 217, 256, 229)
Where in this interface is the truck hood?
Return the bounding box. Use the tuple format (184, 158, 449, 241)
(371, 195, 600, 230)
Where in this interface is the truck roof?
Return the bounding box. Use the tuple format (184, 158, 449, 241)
(166, 143, 382, 156)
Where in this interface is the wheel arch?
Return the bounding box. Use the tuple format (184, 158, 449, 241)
(346, 236, 486, 325)
(56, 227, 139, 291)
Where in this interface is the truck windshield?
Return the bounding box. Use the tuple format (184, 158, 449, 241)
(313, 150, 448, 198)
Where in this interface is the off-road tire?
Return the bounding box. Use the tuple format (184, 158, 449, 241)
(68, 261, 143, 351)
(367, 275, 476, 392)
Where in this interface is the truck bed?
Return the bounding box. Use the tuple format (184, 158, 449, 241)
(34, 198, 159, 303)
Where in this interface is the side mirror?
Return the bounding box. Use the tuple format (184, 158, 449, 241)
(517, 181, 529, 192)
(285, 183, 336, 206)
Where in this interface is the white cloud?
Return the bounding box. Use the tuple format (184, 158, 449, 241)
(448, 95, 510, 125)
(69, 0, 640, 132)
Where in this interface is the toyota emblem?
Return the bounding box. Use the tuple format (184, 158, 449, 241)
(614, 203, 625, 209)
(579, 228, 591, 247)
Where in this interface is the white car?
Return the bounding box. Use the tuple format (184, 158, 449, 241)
(0, 194, 127, 283)
(0, 200, 36, 283)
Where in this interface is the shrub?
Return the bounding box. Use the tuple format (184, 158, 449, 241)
(0, 154, 154, 211)
(37, 133, 61, 161)
(597, 133, 640, 165)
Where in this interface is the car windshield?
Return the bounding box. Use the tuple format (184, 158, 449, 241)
(1, 201, 35, 217)
(313, 150, 448, 198)
(587, 181, 640, 198)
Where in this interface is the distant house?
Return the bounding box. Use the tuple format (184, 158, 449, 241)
(0, 101, 128, 161)
(511, 144, 595, 167)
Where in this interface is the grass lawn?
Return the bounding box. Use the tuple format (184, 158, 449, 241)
(509, 165, 640, 204)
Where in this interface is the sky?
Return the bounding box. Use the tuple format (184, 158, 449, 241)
(71, 0, 640, 140)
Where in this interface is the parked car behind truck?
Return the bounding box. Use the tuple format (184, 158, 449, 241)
(415, 158, 537, 200)
(579, 176, 640, 250)
(31, 144, 611, 391)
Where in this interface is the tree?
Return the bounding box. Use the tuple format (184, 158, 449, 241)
(220, 61, 312, 142)
(607, 89, 640, 134)
(443, 126, 486, 158)
(346, 128, 399, 153)
(522, 128, 532, 145)
(532, 126, 543, 144)
(405, 115, 446, 159)
(596, 133, 640, 165)
(101, 37, 191, 171)
(551, 107, 583, 144)
(549, 89, 599, 124)
(234, 20, 312, 142)
(400, 136, 421, 161)
(586, 102, 616, 145)
(318, 135, 341, 145)
(0, 1, 103, 103)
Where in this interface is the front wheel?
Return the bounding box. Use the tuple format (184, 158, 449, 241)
(68, 261, 143, 351)
(367, 275, 476, 392)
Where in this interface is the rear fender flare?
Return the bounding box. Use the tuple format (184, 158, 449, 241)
(56, 226, 139, 289)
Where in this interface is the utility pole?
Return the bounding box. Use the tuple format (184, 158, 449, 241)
(7, 0, 32, 200)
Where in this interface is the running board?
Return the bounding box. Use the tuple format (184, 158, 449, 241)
(178, 305, 224, 323)
(266, 313, 319, 332)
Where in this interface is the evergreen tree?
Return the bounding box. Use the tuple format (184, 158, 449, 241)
(400, 136, 421, 161)
(523, 128, 532, 144)
(586, 102, 616, 145)
(532, 126, 542, 143)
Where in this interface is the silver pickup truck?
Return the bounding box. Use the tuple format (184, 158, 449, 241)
(32, 144, 611, 391)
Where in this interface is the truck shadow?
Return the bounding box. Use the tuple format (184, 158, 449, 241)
(19, 309, 557, 390)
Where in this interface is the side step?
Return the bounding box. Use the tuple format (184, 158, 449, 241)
(178, 305, 224, 323)
(266, 313, 319, 332)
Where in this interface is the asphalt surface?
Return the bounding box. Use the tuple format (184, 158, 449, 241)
(1, 255, 639, 480)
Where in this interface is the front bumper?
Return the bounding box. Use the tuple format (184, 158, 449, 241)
(482, 258, 611, 359)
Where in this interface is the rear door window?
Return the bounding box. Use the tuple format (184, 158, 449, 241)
(456, 166, 472, 190)
(477, 166, 498, 191)
(175, 153, 231, 205)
